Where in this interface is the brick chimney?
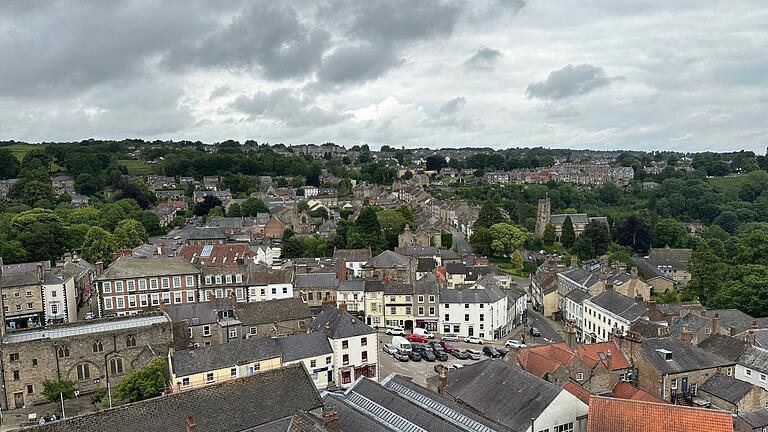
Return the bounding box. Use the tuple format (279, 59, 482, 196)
(36, 262, 44, 283)
(606, 349, 613, 371)
(713, 313, 720, 334)
(339, 302, 348, 313)
(324, 411, 340, 432)
(563, 325, 576, 349)
(186, 415, 196, 432)
(229, 290, 237, 307)
(681, 325, 693, 344)
(95, 261, 104, 276)
(210, 295, 218, 309)
(437, 366, 447, 395)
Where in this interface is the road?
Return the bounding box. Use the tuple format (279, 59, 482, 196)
(525, 306, 564, 344)
(449, 227, 473, 256)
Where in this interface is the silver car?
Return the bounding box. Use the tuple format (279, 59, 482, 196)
(465, 349, 482, 360)
(383, 343, 398, 355)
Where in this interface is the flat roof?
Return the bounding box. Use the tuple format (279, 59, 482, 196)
(3, 315, 170, 344)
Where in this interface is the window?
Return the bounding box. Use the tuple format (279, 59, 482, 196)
(405, 306, 412, 315)
(249, 327, 257, 335)
(139, 279, 147, 291)
(418, 295, 424, 303)
(103, 282, 112, 293)
(116, 297, 124, 309)
(747, 369, 753, 376)
(205, 275, 212, 284)
(92, 340, 104, 353)
(32, 358, 37, 366)
(229, 327, 237, 339)
(310, 360, 317, 368)
(151, 294, 159, 305)
(206, 372, 215, 383)
(26, 384, 33, 395)
(15, 304, 21, 311)
(25, 289, 32, 296)
(9, 353, 19, 362)
(235, 274, 243, 283)
(225, 275, 232, 284)
(76, 363, 91, 381)
(465, 314, 470, 322)
(361, 337, 367, 347)
(128, 296, 136, 308)
(271, 287, 277, 295)
(761, 374, 767, 382)
(444, 325, 451, 333)
(230, 368, 237, 378)
(126, 335, 136, 347)
(126, 280, 135, 292)
(182, 377, 190, 387)
(390, 307, 396, 315)
(51, 290, 57, 297)
(343, 354, 349, 365)
(162, 292, 171, 304)
(186, 276, 194, 286)
(115, 281, 123, 292)
(445, 314, 450, 321)
(58, 346, 70, 358)
(429, 295, 435, 302)
(444, 303, 449, 308)
(174, 292, 182, 303)
(203, 325, 211, 337)
(26, 302, 33, 310)
(362, 351, 368, 362)
(670, 378, 677, 389)
(187, 291, 195, 302)
(326, 356, 331, 365)
(555, 423, 574, 432)
(464, 304, 469, 309)
(576, 372, 584, 381)
(150, 278, 158, 290)
(215, 275, 222, 284)
(479, 304, 484, 309)
(173, 277, 182, 288)
(282, 287, 288, 294)
(418, 307, 424, 315)
(341, 371, 352, 384)
(342, 340, 349, 349)
(479, 314, 484, 322)
(109, 358, 124, 375)
(14, 292, 20, 298)
(429, 307, 435, 316)
(12, 370, 20, 380)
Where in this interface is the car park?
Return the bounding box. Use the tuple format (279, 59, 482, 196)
(428, 341, 444, 351)
(386, 325, 405, 336)
(408, 350, 422, 362)
(464, 335, 484, 344)
(483, 346, 501, 358)
(496, 347, 509, 357)
(433, 348, 449, 361)
(465, 349, 482, 360)
(383, 343, 398, 355)
(393, 349, 410, 362)
(406, 333, 429, 343)
(530, 327, 542, 337)
(439, 341, 456, 352)
(392, 336, 413, 352)
(441, 333, 459, 342)
(451, 349, 470, 360)
(505, 339, 526, 348)
(413, 345, 436, 362)
(413, 327, 434, 339)
(451, 363, 464, 369)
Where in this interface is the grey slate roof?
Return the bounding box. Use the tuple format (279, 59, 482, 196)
(668, 314, 711, 338)
(337, 279, 365, 292)
(310, 307, 375, 339)
(413, 274, 439, 294)
(739, 346, 768, 375)
(99, 256, 200, 279)
(559, 267, 600, 289)
(235, 297, 311, 326)
(366, 250, 410, 268)
(699, 374, 753, 404)
(277, 332, 333, 363)
(332, 248, 371, 262)
(550, 213, 589, 225)
(443, 359, 563, 431)
(565, 288, 593, 304)
(384, 282, 414, 296)
(588, 290, 647, 322)
(698, 334, 750, 362)
(639, 337, 734, 375)
(628, 319, 669, 339)
(708, 309, 762, 335)
(446, 262, 467, 275)
(738, 409, 768, 428)
(164, 302, 219, 326)
(395, 245, 439, 257)
(440, 249, 460, 260)
(172, 336, 282, 376)
(440, 286, 506, 304)
(295, 273, 338, 289)
(188, 227, 228, 240)
(28, 364, 322, 432)
(416, 258, 437, 273)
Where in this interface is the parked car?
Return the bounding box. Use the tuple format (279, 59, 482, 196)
(408, 350, 422, 362)
(406, 333, 429, 343)
(428, 341, 444, 351)
(451, 349, 470, 360)
(383, 343, 398, 355)
(413, 327, 434, 339)
(464, 335, 484, 344)
(505, 339, 526, 348)
(483, 346, 501, 358)
(442, 333, 459, 342)
(392, 336, 413, 352)
(530, 327, 542, 337)
(433, 349, 449, 361)
(496, 347, 509, 357)
(465, 349, 482, 360)
(394, 349, 410, 362)
(386, 325, 406, 336)
(38, 415, 60, 425)
(439, 341, 456, 352)
(413, 345, 437, 362)
(451, 363, 464, 369)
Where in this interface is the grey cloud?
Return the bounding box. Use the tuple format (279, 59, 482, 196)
(165, 3, 330, 80)
(347, 0, 460, 45)
(231, 89, 350, 127)
(526, 64, 621, 100)
(464, 47, 502, 71)
(439, 97, 467, 115)
(317, 43, 402, 86)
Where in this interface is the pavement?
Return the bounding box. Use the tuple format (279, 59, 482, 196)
(526, 306, 564, 344)
(0, 395, 98, 431)
(448, 227, 473, 256)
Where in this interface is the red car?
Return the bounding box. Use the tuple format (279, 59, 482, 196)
(406, 333, 429, 343)
(440, 341, 455, 353)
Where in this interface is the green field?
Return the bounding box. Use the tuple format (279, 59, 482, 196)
(2, 143, 47, 160)
(117, 159, 155, 176)
(709, 174, 748, 197)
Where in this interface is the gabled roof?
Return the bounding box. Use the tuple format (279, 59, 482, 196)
(576, 341, 631, 371)
(248, 269, 293, 285)
(586, 395, 733, 432)
(439, 285, 506, 304)
(416, 257, 437, 272)
(337, 279, 365, 292)
(739, 409, 768, 428)
(179, 244, 255, 267)
(628, 319, 669, 339)
(611, 381, 665, 403)
(294, 272, 338, 288)
(172, 336, 282, 377)
(332, 248, 371, 262)
(187, 227, 228, 240)
(310, 307, 375, 339)
(550, 213, 590, 225)
(278, 332, 333, 363)
(30, 364, 323, 432)
(99, 256, 200, 279)
(443, 360, 563, 431)
(564, 380, 591, 405)
(518, 343, 575, 378)
(164, 302, 220, 326)
(698, 333, 750, 362)
(588, 290, 647, 322)
(559, 267, 600, 288)
(738, 346, 768, 375)
(639, 337, 734, 375)
(699, 373, 753, 404)
(366, 250, 410, 268)
(668, 313, 711, 338)
(234, 297, 311, 326)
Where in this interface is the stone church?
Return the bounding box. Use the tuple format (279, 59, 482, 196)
(535, 198, 608, 241)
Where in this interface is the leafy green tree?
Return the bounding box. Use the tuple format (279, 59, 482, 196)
(81, 226, 119, 264)
(441, 232, 453, 249)
(470, 228, 493, 257)
(42, 378, 76, 403)
(0, 239, 28, 263)
(207, 206, 224, 217)
(240, 198, 268, 216)
(75, 173, 102, 196)
(114, 219, 148, 249)
(377, 209, 407, 249)
(542, 223, 556, 246)
(137, 211, 163, 237)
(14, 216, 65, 263)
(560, 216, 575, 248)
(713, 211, 739, 234)
(580, 221, 611, 257)
(607, 244, 634, 269)
(489, 223, 529, 260)
(652, 218, 688, 248)
(193, 196, 223, 216)
(396, 204, 415, 228)
(475, 201, 505, 229)
(688, 242, 727, 303)
(114, 357, 166, 403)
(425, 155, 446, 172)
(709, 265, 768, 317)
(617, 215, 651, 253)
(572, 236, 596, 261)
(227, 203, 242, 217)
(10, 177, 55, 206)
(0, 148, 20, 179)
(337, 178, 353, 197)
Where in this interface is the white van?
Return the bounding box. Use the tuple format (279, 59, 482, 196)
(413, 327, 434, 339)
(391, 336, 412, 352)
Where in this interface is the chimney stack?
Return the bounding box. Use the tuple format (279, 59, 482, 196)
(338, 302, 348, 313)
(713, 313, 720, 334)
(95, 261, 104, 276)
(324, 411, 340, 432)
(437, 367, 447, 395)
(681, 325, 693, 344)
(564, 325, 577, 349)
(606, 349, 613, 371)
(186, 415, 196, 432)
(570, 255, 578, 269)
(36, 262, 44, 282)
(630, 266, 638, 279)
(747, 330, 756, 346)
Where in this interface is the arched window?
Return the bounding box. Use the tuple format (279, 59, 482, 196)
(76, 363, 91, 381)
(58, 346, 70, 358)
(125, 335, 136, 348)
(92, 340, 103, 353)
(109, 358, 124, 375)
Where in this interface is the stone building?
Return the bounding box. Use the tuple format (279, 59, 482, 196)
(534, 198, 608, 240)
(1, 313, 173, 409)
(699, 373, 768, 414)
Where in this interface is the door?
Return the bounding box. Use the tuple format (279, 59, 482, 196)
(468, 326, 474, 336)
(681, 377, 688, 393)
(14, 392, 24, 409)
(327, 370, 333, 384)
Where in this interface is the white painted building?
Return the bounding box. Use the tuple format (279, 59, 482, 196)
(582, 290, 647, 343)
(278, 332, 335, 390)
(563, 289, 592, 340)
(253, 245, 279, 267)
(735, 346, 768, 391)
(42, 273, 77, 325)
(246, 269, 293, 302)
(311, 307, 378, 389)
(303, 186, 319, 198)
(439, 276, 510, 340)
(336, 280, 365, 313)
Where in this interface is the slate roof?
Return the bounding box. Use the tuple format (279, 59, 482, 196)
(639, 337, 734, 375)
(443, 359, 563, 431)
(337, 279, 365, 292)
(739, 346, 768, 375)
(383, 282, 414, 296)
(699, 373, 753, 404)
(446, 262, 467, 274)
(586, 395, 733, 432)
(294, 273, 338, 289)
(395, 245, 439, 257)
(559, 267, 600, 288)
(310, 307, 375, 339)
(179, 244, 255, 267)
(99, 256, 200, 279)
(697, 333, 750, 362)
(0, 264, 43, 288)
(413, 275, 439, 294)
(668, 314, 711, 338)
(366, 250, 410, 268)
(164, 302, 219, 326)
(171, 336, 282, 376)
(440, 285, 506, 304)
(234, 297, 311, 326)
(632, 257, 674, 282)
(249, 269, 293, 285)
(648, 247, 692, 269)
(628, 319, 669, 339)
(332, 248, 372, 263)
(440, 248, 460, 260)
(708, 309, 761, 335)
(588, 290, 647, 322)
(278, 332, 333, 363)
(27, 364, 323, 432)
(565, 288, 593, 304)
(416, 257, 437, 272)
(739, 409, 768, 428)
(187, 227, 228, 240)
(550, 213, 590, 225)
(364, 280, 385, 293)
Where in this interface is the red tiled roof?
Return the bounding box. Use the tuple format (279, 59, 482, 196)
(576, 340, 631, 371)
(178, 244, 254, 267)
(564, 379, 591, 405)
(587, 396, 733, 432)
(518, 342, 575, 378)
(612, 381, 665, 404)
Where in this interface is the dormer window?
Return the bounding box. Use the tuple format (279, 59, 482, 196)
(656, 348, 672, 361)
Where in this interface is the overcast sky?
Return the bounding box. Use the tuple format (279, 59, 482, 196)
(1, 1, 767, 152)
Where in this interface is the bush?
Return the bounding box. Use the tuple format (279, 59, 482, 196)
(42, 378, 76, 403)
(114, 357, 166, 403)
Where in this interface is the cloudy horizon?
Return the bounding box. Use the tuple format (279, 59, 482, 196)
(1, 1, 767, 152)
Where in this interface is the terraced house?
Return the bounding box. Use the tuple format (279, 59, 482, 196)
(97, 256, 201, 317)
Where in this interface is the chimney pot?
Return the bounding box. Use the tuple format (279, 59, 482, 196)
(681, 324, 693, 344)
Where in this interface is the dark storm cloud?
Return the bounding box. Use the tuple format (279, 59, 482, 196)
(165, 3, 330, 80)
(464, 47, 502, 71)
(526, 64, 621, 100)
(231, 89, 350, 127)
(317, 43, 402, 86)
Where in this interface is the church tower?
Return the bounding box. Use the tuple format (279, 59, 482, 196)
(535, 198, 551, 237)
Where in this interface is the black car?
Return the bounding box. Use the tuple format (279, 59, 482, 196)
(408, 350, 422, 361)
(420, 348, 437, 362)
(433, 349, 449, 361)
(451, 349, 470, 360)
(483, 346, 501, 358)
(428, 341, 444, 351)
(530, 327, 541, 337)
(496, 347, 509, 357)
